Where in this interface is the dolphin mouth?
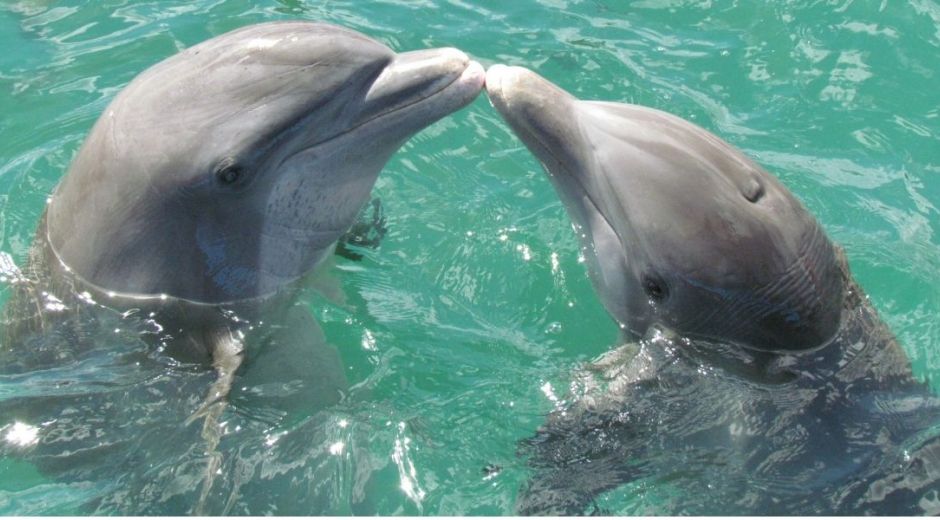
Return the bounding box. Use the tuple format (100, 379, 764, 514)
(280, 50, 483, 166)
(362, 47, 485, 124)
(484, 64, 585, 190)
(338, 48, 484, 144)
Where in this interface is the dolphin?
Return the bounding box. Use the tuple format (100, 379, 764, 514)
(1, 21, 482, 513)
(485, 65, 940, 515)
(6, 19, 485, 368)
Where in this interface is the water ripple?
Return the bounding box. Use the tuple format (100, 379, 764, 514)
(1, 0, 938, 515)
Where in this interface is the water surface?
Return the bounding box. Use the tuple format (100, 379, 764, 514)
(1, 0, 938, 514)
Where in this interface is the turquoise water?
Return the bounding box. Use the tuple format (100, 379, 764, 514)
(1, 0, 939, 515)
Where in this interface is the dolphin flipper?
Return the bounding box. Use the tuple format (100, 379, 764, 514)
(186, 329, 245, 515)
(187, 306, 348, 514)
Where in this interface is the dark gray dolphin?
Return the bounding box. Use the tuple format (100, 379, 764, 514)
(486, 65, 940, 515)
(1, 21, 482, 514)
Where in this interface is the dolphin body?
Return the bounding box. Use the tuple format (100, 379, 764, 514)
(0, 22, 482, 514)
(485, 65, 940, 515)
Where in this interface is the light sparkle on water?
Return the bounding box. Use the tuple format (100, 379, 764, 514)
(392, 422, 426, 506)
(4, 421, 40, 447)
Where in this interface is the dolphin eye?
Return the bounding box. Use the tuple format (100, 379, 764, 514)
(217, 167, 241, 184)
(215, 159, 244, 186)
(643, 275, 668, 302)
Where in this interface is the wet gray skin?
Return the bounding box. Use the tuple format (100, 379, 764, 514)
(486, 65, 938, 515)
(486, 65, 843, 353)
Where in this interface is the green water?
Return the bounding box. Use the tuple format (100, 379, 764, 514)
(1, 0, 938, 515)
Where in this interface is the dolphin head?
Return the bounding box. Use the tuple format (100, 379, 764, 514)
(47, 22, 483, 304)
(486, 65, 844, 352)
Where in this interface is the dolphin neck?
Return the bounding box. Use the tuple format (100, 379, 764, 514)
(39, 210, 301, 309)
(33, 214, 299, 338)
(674, 256, 914, 388)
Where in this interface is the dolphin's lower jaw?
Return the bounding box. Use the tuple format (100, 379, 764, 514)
(249, 55, 483, 300)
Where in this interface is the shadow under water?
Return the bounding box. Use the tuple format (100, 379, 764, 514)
(517, 293, 940, 515)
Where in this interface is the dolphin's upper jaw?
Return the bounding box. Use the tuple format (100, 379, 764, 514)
(363, 48, 482, 120)
(243, 47, 481, 180)
(485, 65, 627, 241)
(270, 49, 483, 168)
(341, 48, 484, 143)
(485, 64, 575, 134)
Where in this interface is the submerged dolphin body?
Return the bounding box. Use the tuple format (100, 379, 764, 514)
(485, 65, 940, 515)
(0, 22, 482, 514)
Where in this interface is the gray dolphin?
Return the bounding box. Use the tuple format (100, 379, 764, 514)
(486, 65, 940, 514)
(8, 20, 483, 360)
(50, 21, 482, 308)
(1, 21, 482, 513)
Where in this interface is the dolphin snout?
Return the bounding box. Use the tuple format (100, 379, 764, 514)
(485, 64, 574, 114)
(365, 47, 482, 112)
(407, 46, 471, 74)
(484, 65, 581, 178)
(484, 64, 522, 111)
